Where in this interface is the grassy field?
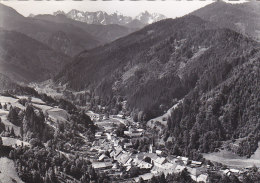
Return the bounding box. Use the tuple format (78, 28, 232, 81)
(0, 157, 24, 183)
(146, 100, 183, 131)
(17, 96, 45, 104)
(203, 143, 260, 168)
(0, 96, 25, 110)
(2, 137, 30, 148)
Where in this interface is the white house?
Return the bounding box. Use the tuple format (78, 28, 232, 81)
(156, 150, 162, 155)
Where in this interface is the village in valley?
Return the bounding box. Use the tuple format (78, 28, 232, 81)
(82, 111, 220, 182)
(0, 91, 257, 183)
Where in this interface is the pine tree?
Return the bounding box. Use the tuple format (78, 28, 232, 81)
(10, 127, 15, 137)
(138, 177, 145, 183)
(9, 150, 14, 159)
(20, 126, 23, 139)
(7, 107, 19, 126)
(0, 136, 3, 146)
(3, 103, 7, 110)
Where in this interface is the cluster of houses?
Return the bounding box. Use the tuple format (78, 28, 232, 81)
(133, 154, 208, 182)
(55, 110, 255, 183)
(123, 127, 144, 138)
(87, 111, 101, 121)
(84, 111, 253, 183)
(83, 116, 211, 183)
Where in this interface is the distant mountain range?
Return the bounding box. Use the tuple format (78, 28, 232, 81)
(51, 10, 167, 28)
(0, 2, 169, 84)
(0, 3, 139, 57)
(0, 3, 100, 56)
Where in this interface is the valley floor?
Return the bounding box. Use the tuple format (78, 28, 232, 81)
(203, 142, 260, 168)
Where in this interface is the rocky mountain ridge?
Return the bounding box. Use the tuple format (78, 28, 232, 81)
(52, 9, 167, 27)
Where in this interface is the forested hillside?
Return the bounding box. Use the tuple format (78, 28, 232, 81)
(55, 15, 259, 121)
(166, 55, 260, 158)
(191, 1, 260, 40)
(0, 74, 19, 91)
(0, 81, 102, 182)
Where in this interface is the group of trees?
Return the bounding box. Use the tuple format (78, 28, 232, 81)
(0, 88, 103, 182)
(50, 112, 96, 152)
(64, 90, 128, 118)
(9, 145, 108, 183)
(115, 124, 127, 137)
(21, 104, 53, 141)
(166, 56, 260, 158)
(0, 136, 13, 157)
(0, 102, 7, 110)
(236, 133, 260, 157)
(7, 106, 22, 126)
(3, 86, 98, 142)
(132, 137, 151, 152)
(0, 117, 6, 133)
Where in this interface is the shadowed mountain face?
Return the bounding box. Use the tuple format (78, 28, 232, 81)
(55, 15, 259, 119)
(33, 14, 136, 44)
(0, 29, 70, 83)
(0, 3, 100, 56)
(191, 1, 260, 40)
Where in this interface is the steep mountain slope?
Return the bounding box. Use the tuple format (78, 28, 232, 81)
(33, 14, 135, 43)
(0, 3, 100, 56)
(125, 19, 146, 29)
(166, 51, 260, 158)
(0, 29, 69, 82)
(55, 15, 259, 120)
(53, 9, 166, 26)
(191, 1, 260, 40)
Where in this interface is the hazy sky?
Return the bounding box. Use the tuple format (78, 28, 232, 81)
(1, 0, 246, 18)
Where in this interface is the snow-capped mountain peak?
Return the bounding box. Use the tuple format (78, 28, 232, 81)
(135, 11, 167, 24)
(53, 10, 65, 16)
(53, 9, 166, 26)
